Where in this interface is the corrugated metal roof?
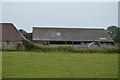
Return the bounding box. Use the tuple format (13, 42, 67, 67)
(33, 27, 113, 42)
(0, 23, 24, 41)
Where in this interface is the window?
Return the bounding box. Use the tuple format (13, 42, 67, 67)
(99, 38, 107, 40)
(57, 32, 61, 36)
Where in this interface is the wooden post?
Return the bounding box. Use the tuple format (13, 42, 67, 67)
(65, 41, 66, 45)
(72, 41, 73, 46)
(48, 41, 50, 45)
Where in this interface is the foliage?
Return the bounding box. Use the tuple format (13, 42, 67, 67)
(22, 39, 119, 53)
(19, 29, 27, 36)
(106, 26, 120, 43)
(22, 39, 38, 50)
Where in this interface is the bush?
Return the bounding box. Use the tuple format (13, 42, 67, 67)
(23, 39, 38, 50)
(22, 39, 119, 53)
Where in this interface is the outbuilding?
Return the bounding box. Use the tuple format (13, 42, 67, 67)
(0, 23, 25, 50)
(32, 27, 114, 47)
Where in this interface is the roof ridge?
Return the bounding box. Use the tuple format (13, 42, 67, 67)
(0, 23, 13, 24)
(33, 27, 105, 30)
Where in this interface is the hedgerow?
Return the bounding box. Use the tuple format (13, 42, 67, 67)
(23, 39, 119, 53)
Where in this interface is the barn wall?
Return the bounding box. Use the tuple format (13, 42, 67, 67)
(1, 41, 25, 50)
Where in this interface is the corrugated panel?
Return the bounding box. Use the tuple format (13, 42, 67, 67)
(33, 27, 113, 42)
(0, 23, 23, 41)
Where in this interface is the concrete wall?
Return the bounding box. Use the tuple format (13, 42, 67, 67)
(1, 41, 25, 50)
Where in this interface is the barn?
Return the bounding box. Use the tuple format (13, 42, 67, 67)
(0, 23, 25, 50)
(32, 27, 114, 47)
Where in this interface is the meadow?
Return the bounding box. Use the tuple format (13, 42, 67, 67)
(2, 51, 118, 78)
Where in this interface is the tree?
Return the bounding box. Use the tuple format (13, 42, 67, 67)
(19, 29, 27, 36)
(106, 26, 120, 43)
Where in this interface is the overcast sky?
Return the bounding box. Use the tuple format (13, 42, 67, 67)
(1, 2, 118, 32)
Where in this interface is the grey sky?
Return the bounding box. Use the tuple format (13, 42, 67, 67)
(1, 2, 118, 32)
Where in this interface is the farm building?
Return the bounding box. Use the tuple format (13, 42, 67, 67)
(0, 23, 25, 50)
(24, 33, 32, 41)
(32, 27, 114, 47)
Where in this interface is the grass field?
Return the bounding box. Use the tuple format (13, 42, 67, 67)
(2, 51, 118, 78)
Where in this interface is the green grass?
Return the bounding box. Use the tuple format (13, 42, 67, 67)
(2, 51, 118, 78)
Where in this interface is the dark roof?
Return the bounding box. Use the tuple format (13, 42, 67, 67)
(33, 27, 113, 42)
(24, 33, 32, 41)
(0, 23, 24, 41)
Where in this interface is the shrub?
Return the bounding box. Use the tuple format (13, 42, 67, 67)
(23, 39, 38, 50)
(22, 39, 119, 53)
